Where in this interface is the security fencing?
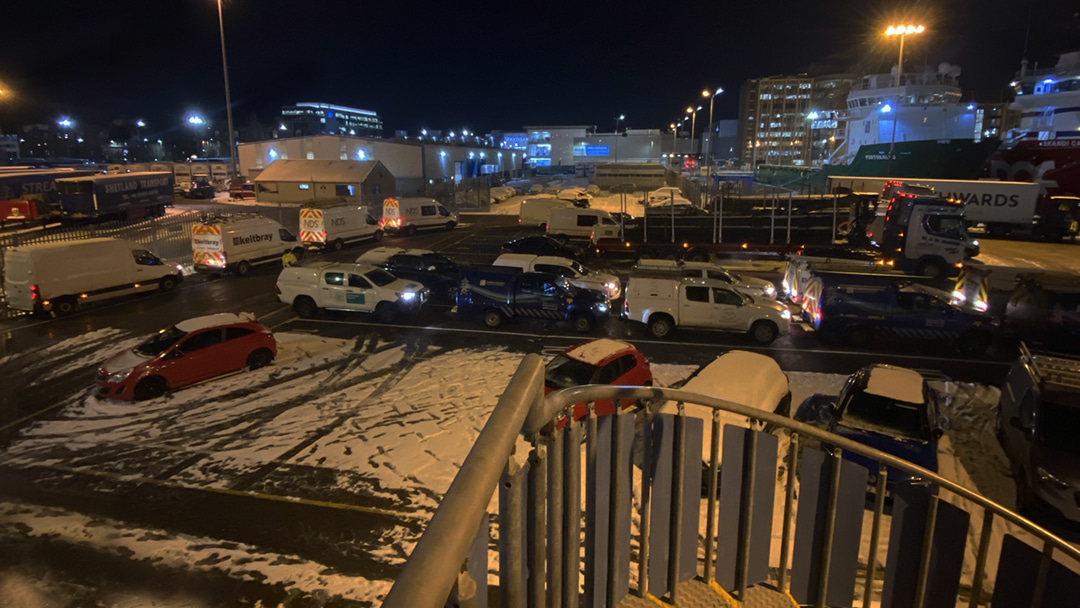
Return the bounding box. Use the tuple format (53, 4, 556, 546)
(384, 355, 1080, 608)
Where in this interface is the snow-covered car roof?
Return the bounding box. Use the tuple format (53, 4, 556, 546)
(355, 247, 434, 265)
(679, 351, 790, 411)
(562, 339, 636, 366)
(176, 312, 257, 333)
(863, 365, 925, 404)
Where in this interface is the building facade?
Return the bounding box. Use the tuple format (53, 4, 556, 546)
(252, 159, 395, 206)
(523, 126, 592, 168)
(237, 134, 522, 196)
(279, 102, 384, 138)
(738, 75, 815, 169)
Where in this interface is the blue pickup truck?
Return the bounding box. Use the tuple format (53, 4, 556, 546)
(455, 266, 611, 333)
(806, 272, 997, 355)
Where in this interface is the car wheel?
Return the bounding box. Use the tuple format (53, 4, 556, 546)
(235, 260, 251, 276)
(571, 313, 593, 333)
(373, 230, 384, 242)
(750, 320, 779, 345)
(53, 296, 79, 317)
(375, 301, 398, 323)
(246, 348, 274, 370)
(916, 259, 944, 280)
(293, 296, 318, 319)
(482, 309, 504, 328)
(405, 225, 418, 237)
(331, 239, 345, 252)
(844, 325, 873, 348)
(957, 330, 992, 356)
(133, 376, 168, 401)
(647, 315, 674, 338)
(445, 221, 456, 231)
(159, 275, 180, 292)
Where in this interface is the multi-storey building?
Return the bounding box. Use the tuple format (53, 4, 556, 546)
(738, 76, 814, 169)
(279, 102, 383, 138)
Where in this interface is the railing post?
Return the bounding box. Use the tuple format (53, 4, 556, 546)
(667, 403, 686, 603)
(912, 491, 940, 608)
(500, 456, 525, 608)
(777, 433, 799, 593)
(736, 430, 758, 600)
(814, 448, 843, 608)
(703, 409, 721, 583)
(527, 439, 548, 608)
(1030, 541, 1054, 608)
(637, 408, 652, 599)
(967, 512, 994, 608)
(563, 414, 582, 608)
(548, 428, 564, 608)
(863, 464, 888, 608)
(584, 402, 598, 607)
(606, 404, 630, 608)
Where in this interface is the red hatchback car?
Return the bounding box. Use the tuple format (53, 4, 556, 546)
(545, 339, 653, 422)
(97, 312, 277, 401)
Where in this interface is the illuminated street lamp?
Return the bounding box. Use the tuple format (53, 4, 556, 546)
(187, 115, 206, 126)
(614, 114, 625, 164)
(702, 87, 722, 176)
(884, 23, 925, 176)
(686, 105, 702, 167)
(216, 0, 238, 179)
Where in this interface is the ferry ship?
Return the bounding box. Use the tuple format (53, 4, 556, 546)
(984, 51, 1080, 196)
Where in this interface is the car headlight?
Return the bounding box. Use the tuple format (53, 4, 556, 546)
(1037, 466, 1071, 490)
(107, 369, 132, 384)
(400, 290, 417, 302)
(596, 303, 609, 313)
(604, 281, 618, 292)
(765, 284, 776, 296)
(780, 309, 791, 320)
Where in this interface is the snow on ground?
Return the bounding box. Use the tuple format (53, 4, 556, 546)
(0, 328, 1073, 605)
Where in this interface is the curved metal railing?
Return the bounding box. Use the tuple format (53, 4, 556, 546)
(384, 355, 1080, 608)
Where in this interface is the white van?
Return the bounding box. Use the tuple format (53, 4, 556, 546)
(493, 253, 622, 300)
(192, 216, 298, 276)
(381, 197, 458, 236)
(3, 238, 183, 316)
(519, 196, 571, 229)
(547, 207, 620, 241)
(299, 203, 382, 251)
(275, 262, 428, 322)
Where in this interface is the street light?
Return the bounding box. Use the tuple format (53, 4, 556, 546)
(702, 87, 722, 176)
(884, 23, 925, 176)
(670, 123, 678, 167)
(216, 0, 238, 181)
(614, 114, 625, 164)
(686, 106, 701, 169)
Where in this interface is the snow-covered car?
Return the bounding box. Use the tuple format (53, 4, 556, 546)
(644, 200, 705, 216)
(586, 184, 601, 196)
(501, 235, 584, 260)
(546, 339, 653, 424)
(657, 350, 791, 488)
(794, 364, 945, 485)
(634, 260, 778, 299)
(490, 186, 517, 201)
(642, 187, 684, 205)
(96, 312, 276, 401)
(557, 187, 592, 206)
(528, 184, 545, 195)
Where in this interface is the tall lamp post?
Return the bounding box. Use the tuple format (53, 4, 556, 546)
(216, 0, 238, 182)
(686, 105, 701, 171)
(671, 122, 680, 168)
(884, 24, 925, 176)
(614, 114, 625, 164)
(701, 87, 722, 176)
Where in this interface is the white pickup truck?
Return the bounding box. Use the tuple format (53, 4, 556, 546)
(623, 273, 791, 344)
(493, 253, 622, 300)
(275, 262, 428, 322)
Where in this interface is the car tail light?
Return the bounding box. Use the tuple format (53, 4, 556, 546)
(623, 300, 630, 316)
(30, 284, 40, 301)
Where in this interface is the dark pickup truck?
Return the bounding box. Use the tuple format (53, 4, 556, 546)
(455, 266, 611, 333)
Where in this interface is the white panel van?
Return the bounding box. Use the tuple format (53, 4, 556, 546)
(298, 203, 382, 251)
(3, 238, 183, 316)
(381, 197, 458, 236)
(547, 207, 620, 241)
(192, 216, 298, 276)
(519, 196, 572, 229)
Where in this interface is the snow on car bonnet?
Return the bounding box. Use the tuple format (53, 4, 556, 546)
(175, 312, 256, 333)
(675, 350, 789, 411)
(566, 339, 632, 365)
(864, 365, 925, 404)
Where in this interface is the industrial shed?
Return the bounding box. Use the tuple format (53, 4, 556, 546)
(252, 159, 396, 205)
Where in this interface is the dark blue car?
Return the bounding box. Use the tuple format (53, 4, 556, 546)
(795, 364, 945, 485)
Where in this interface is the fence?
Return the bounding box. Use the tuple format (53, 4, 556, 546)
(426, 177, 494, 212)
(384, 355, 1080, 608)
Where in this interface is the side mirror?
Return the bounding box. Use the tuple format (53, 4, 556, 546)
(933, 428, 945, 439)
(794, 396, 836, 424)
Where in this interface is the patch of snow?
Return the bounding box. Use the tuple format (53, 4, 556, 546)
(563, 339, 633, 366)
(864, 365, 925, 403)
(175, 312, 257, 333)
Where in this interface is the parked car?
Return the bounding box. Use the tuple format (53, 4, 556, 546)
(276, 262, 428, 321)
(528, 184, 545, 195)
(586, 184, 601, 196)
(490, 186, 517, 201)
(185, 182, 216, 200)
(501, 235, 584, 260)
(545, 338, 653, 422)
(641, 187, 684, 205)
(634, 260, 778, 299)
(96, 312, 276, 401)
(380, 251, 463, 306)
(645, 200, 706, 216)
(998, 345, 1080, 520)
(794, 364, 945, 485)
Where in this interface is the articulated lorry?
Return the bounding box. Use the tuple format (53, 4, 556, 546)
(55, 171, 175, 221)
(829, 176, 1080, 241)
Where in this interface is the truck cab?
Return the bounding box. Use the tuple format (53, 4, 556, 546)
(880, 190, 977, 278)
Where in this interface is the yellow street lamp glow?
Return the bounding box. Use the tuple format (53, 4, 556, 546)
(702, 89, 710, 98)
(885, 24, 925, 36)
(686, 106, 694, 114)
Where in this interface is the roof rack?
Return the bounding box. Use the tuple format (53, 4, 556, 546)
(1020, 342, 1080, 391)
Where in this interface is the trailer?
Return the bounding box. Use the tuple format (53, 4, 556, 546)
(54, 171, 174, 221)
(0, 169, 98, 223)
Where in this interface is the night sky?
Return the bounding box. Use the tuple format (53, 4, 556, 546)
(2, 0, 1078, 140)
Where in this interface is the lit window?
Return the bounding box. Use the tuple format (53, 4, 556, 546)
(299, 184, 310, 190)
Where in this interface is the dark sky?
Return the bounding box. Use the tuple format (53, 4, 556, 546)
(2, 0, 1078, 139)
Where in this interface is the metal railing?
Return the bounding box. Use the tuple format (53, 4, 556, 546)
(384, 355, 1080, 608)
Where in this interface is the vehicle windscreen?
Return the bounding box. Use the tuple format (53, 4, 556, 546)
(545, 355, 598, 389)
(1038, 401, 1080, 454)
(840, 391, 930, 441)
(135, 326, 187, 357)
(366, 269, 397, 286)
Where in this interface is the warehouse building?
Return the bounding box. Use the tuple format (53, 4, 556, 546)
(251, 159, 395, 206)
